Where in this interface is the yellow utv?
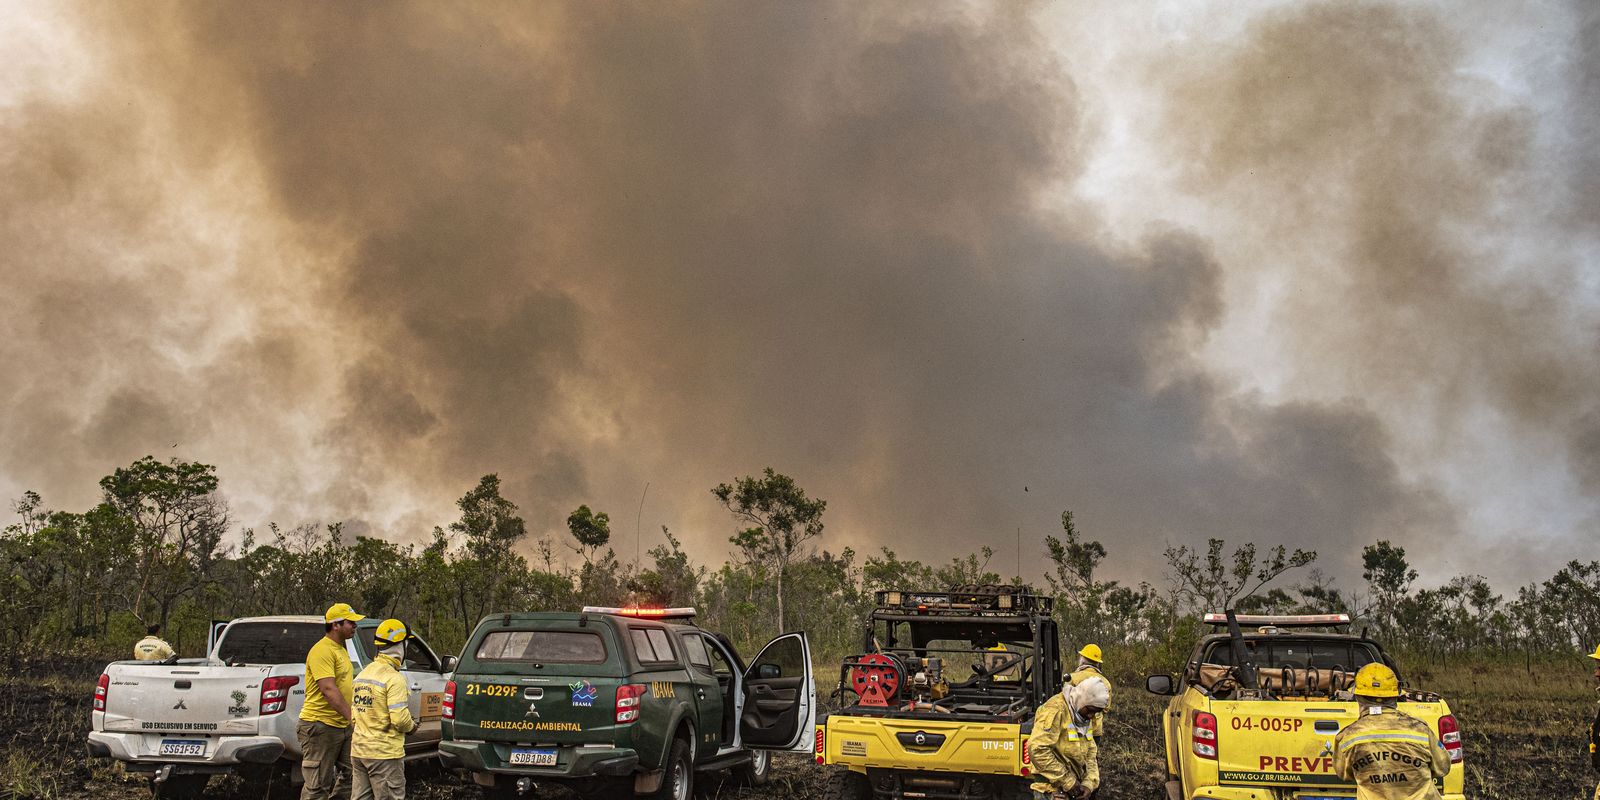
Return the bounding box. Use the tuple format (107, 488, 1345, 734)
(814, 587, 1062, 799)
(1146, 612, 1464, 800)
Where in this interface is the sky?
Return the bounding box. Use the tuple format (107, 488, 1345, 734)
(0, 0, 1594, 592)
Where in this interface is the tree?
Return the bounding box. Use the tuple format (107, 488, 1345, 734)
(1163, 538, 1317, 615)
(712, 468, 826, 632)
(630, 527, 703, 607)
(445, 475, 527, 635)
(1362, 540, 1417, 636)
(566, 505, 611, 564)
(1045, 511, 1153, 647)
(99, 456, 230, 629)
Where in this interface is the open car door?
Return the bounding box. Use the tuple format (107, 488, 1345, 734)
(740, 631, 816, 753)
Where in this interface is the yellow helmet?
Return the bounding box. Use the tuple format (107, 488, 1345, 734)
(324, 602, 364, 624)
(1352, 663, 1400, 698)
(1588, 645, 1600, 661)
(1078, 644, 1103, 663)
(374, 619, 409, 648)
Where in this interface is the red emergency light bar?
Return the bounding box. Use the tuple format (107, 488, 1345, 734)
(1202, 613, 1351, 627)
(583, 606, 697, 619)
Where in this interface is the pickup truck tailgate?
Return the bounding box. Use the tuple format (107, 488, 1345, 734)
(823, 716, 1024, 776)
(103, 664, 278, 736)
(1209, 700, 1454, 791)
(453, 675, 625, 745)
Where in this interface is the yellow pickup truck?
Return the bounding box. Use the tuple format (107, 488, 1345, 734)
(1146, 613, 1464, 800)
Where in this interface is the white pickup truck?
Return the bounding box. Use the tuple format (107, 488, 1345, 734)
(87, 615, 456, 798)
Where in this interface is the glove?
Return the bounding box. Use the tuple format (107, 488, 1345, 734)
(1068, 786, 1089, 800)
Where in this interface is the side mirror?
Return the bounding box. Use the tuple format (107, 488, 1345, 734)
(757, 663, 781, 680)
(1146, 674, 1176, 696)
(441, 655, 458, 674)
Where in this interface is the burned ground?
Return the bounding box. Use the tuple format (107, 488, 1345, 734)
(3, 659, 1590, 799)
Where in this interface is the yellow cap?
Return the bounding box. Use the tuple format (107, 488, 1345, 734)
(324, 602, 365, 624)
(1587, 645, 1600, 661)
(374, 619, 409, 647)
(1078, 644, 1103, 663)
(1353, 663, 1400, 698)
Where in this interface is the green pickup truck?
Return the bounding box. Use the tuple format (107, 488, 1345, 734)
(440, 607, 816, 799)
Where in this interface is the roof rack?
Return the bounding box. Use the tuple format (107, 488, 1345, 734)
(874, 589, 1053, 615)
(1202, 613, 1350, 628)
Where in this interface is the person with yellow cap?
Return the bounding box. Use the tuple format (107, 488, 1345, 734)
(1067, 644, 1109, 738)
(351, 619, 417, 800)
(1028, 675, 1107, 799)
(300, 602, 364, 800)
(133, 624, 175, 661)
(1587, 645, 1600, 800)
(1333, 662, 1449, 800)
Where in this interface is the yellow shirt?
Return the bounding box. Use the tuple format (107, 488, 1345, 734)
(352, 654, 416, 760)
(301, 636, 354, 727)
(133, 636, 175, 661)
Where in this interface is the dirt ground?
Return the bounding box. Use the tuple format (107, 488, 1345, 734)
(3, 658, 1594, 799)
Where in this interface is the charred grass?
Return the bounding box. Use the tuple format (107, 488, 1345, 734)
(3, 658, 1593, 799)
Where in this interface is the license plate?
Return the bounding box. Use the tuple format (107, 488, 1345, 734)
(158, 739, 206, 756)
(509, 748, 557, 766)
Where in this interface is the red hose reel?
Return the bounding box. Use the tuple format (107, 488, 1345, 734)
(851, 653, 903, 707)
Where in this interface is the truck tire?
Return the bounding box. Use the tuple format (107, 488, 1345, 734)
(640, 737, 692, 800)
(823, 768, 871, 800)
(734, 749, 771, 786)
(149, 774, 208, 799)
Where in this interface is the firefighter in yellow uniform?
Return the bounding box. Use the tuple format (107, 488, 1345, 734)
(133, 624, 175, 661)
(1587, 645, 1600, 800)
(1028, 675, 1108, 799)
(351, 619, 417, 800)
(986, 644, 1021, 682)
(1334, 663, 1450, 800)
(1067, 644, 1108, 738)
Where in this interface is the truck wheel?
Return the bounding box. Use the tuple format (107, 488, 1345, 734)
(149, 774, 209, 799)
(640, 738, 692, 800)
(822, 768, 871, 800)
(734, 749, 771, 786)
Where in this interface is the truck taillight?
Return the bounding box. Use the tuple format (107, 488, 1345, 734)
(260, 676, 299, 716)
(442, 681, 456, 720)
(94, 673, 109, 712)
(815, 726, 826, 764)
(1021, 736, 1031, 777)
(1192, 711, 1218, 760)
(616, 684, 646, 724)
(1438, 714, 1463, 763)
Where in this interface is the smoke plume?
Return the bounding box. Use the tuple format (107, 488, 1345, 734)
(3, 1, 1589, 587)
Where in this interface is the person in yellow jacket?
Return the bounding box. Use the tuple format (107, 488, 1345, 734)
(1028, 675, 1108, 799)
(1067, 644, 1108, 738)
(133, 624, 175, 661)
(351, 619, 417, 800)
(1334, 663, 1450, 800)
(1586, 645, 1600, 800)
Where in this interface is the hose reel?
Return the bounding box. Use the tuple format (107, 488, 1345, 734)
(850, 653, 904, 707)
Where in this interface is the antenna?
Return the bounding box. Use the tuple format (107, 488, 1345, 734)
(1016, 526, 1020, 582)
(636, 482, 650, 567)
